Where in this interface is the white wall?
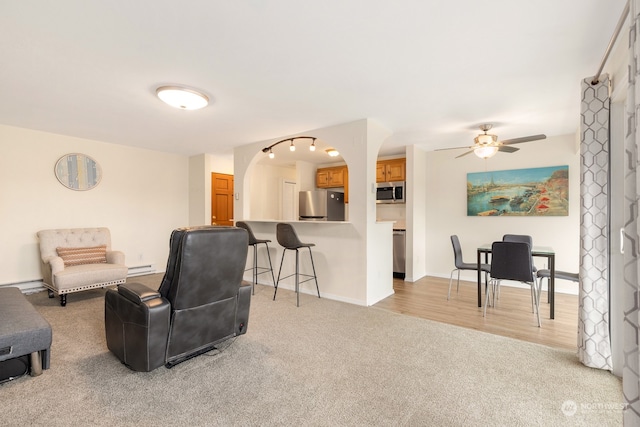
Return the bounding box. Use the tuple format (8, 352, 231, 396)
(425, 133, 581, 293)
(0, 124, 189, 285)
(249, 163, 296, 220)
(406, 145, 428, 282)
(189, 154, 211, 226)
(296, 161, 316, 192)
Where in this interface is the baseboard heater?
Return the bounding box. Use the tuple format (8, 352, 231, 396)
(128, 264, 155, 277)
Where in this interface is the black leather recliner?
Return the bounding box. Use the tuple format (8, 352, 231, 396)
(104, 226, 251, 372)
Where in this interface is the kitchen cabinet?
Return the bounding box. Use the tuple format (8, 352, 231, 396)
(376, 158, 406, 183)
(316, 166, 349, 203)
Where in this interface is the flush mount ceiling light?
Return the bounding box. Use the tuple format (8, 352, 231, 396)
(156, 86, 209, 110)
(326, 148, 339, 157)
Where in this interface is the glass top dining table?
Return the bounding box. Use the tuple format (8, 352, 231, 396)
(476, 244, 556, 319)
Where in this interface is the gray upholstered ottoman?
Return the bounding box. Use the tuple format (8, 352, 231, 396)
(0, 287, 52, 376)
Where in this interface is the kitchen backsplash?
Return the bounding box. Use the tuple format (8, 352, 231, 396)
(377, 203, 405, 227)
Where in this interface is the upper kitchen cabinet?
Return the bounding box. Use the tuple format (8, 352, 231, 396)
(317, 165, 346, 187)
(376, 158, 406, 183)
(316, 165, 349, 203)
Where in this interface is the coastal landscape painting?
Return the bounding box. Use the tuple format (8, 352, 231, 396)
(467, 165, 568, 216)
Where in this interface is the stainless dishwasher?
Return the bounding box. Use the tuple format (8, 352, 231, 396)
(393, 229, 406, 279)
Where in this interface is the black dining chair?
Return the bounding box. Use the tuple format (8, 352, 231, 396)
(484, 241, 541, 327)
(502, 234, 537, 272)
(448, 235, 490, 300)
(536, 269, 578, 303)
(497, 234, 538, 299)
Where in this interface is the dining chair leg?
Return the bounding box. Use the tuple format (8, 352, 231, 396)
(532, 283, 541, 327)
(530, 286, 535, 313)
(447, 269, 456, 300)
(483, 279, 494, 317)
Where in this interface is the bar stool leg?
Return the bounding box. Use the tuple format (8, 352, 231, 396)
(252, 244, 258, 295)
(307, 247, 320, 299)
(274, 249, 287, 301)
(295, 249, 300, 307)
(263, 242, 276, 286)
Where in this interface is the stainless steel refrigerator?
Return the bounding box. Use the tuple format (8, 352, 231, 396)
(299, 190, 345, 221)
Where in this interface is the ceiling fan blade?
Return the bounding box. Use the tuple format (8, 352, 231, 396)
(500, 134, 546, 145)
(455, 150, 475, 158)
(498, 145, 519, 153)
(435, 145, 473, 151)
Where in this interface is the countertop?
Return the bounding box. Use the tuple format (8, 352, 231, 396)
(238, 219, 350, 224)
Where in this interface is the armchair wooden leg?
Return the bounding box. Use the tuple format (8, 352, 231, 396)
(59, 294, 67, 307)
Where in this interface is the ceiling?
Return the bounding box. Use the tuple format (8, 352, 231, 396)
(0, 1, 627, 164)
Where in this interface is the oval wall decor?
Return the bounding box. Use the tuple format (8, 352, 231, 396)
(54, 153, 102, 191)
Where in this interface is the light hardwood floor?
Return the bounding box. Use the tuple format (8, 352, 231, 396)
(131, 273, 578, 351)
(374, 276, 579, 351)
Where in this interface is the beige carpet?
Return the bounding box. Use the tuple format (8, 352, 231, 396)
(3, 275, 622, 426)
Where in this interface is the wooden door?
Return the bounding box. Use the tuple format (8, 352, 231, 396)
(211, 173, 234, 226)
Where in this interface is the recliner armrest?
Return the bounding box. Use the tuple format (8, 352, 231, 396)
(118, 282, 160, 304)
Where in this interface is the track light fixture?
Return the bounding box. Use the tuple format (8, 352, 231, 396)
(261, 136, 321, 159)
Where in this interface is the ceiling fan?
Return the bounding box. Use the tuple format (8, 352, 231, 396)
(437, 124, 546, 159)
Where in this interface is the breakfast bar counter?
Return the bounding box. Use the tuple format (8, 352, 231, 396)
(239, 220, 394, 306)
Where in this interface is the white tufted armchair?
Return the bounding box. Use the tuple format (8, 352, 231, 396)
(37, 228, 128, 306)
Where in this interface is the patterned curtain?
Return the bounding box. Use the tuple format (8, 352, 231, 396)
(578, 75, 612, 370)
(624, 1, 640, 422)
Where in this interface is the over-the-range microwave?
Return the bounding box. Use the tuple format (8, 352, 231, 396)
(376, 181, 405, 204)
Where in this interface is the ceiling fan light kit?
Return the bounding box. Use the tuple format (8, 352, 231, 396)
(474, 145, 499, 159)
